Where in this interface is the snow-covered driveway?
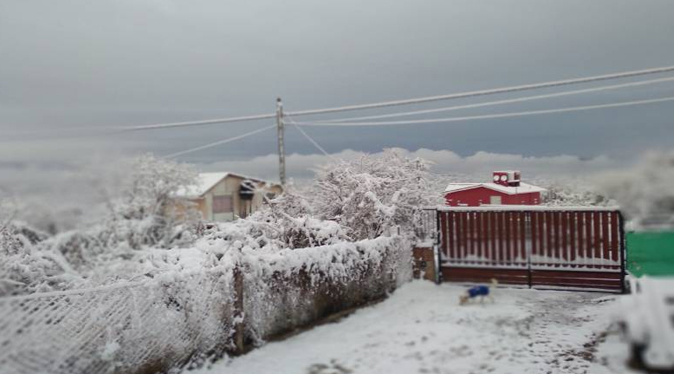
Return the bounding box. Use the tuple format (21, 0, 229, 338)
(195, 282, 634, 374)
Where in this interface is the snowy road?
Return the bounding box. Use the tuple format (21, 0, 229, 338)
(195, 282, 636, 374)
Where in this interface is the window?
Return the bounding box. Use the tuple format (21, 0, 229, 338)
(212, 195, 233, 214)
(489, 196, 502, 205)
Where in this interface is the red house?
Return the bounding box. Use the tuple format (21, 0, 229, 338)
(444, 171, 545, 206)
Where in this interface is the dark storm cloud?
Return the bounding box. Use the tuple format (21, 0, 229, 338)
(1, 0, 674, 166)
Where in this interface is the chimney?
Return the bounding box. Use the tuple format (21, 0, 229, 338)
(492, 170, 521, 187)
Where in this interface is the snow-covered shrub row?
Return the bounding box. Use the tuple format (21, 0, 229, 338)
(215, 198, 351, 251)
(237, 235, 411, 344)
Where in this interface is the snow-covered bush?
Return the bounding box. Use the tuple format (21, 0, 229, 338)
(0, 221, 75, 296)
(310, 149, 432, 241)
(204, 211, 349, 253)
(536, 180, 614, 207)
(247, 189, 350, 249)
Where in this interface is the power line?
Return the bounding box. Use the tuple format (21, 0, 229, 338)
(286, 65, 674, 117)
(119, 65, 674, 131)
(285, 116, 334, 159)
(163, 125, 276, 158)
(293, 96, 674, 127)
(313, 76, 674, 123)
(122, 113, 276, 132)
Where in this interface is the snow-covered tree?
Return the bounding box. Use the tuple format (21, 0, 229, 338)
(310, 149, 432, 240)
(33, 154, 201, 285)
(100, 153, 201, 250)
(595, 150, 674, 228)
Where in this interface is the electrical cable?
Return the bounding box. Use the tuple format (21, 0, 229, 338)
(312, 76, 674, 123)
(119, 65, 674, 131)
(163, 125, 276, 158)
(292, 96, 674, 127)
(285, 115, 335, 159)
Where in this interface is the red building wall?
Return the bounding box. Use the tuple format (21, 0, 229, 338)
(444, 187, 541, 206)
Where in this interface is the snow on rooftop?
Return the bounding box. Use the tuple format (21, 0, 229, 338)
(175, 172, 280, 198)
(443, 183, 482, 193)
(444, 182, 546, 195)
(175, 172, 229, 198)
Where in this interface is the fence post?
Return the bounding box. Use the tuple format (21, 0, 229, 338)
(619, 212, 627, 294)
(233, 264, 245, 353)
(434, 209, 442, 284)
(525, 212, 533, 289)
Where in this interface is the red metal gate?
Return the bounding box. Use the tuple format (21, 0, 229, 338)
(438, 207, 625, 293)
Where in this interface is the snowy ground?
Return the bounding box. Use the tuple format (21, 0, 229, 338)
(194, 281, 638, 374)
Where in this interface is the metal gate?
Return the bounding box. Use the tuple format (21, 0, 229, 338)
(437, 207, 626, 293)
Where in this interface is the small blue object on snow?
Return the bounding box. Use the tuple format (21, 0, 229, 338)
(467, 285, 490, 298)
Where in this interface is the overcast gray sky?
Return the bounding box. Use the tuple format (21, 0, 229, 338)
(2, 0, 674, 180)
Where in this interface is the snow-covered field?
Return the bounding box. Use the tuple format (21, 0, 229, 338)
(194, 281, 637, 374)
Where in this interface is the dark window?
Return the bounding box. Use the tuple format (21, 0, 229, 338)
(213, 195, 233, 214)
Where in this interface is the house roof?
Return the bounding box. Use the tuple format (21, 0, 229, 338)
(175, 172, 277, 198)
(444, 182, 546, 196)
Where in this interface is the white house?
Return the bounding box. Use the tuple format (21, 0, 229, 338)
(175, 172, 283, 222)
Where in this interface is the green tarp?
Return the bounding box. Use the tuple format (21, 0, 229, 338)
(627, 231, 674, 276)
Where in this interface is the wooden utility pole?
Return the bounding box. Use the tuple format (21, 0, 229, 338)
(276, 97, 286, 186)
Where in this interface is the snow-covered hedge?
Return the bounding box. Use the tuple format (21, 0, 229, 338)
(0, 235, 411, 374)
(240, 235, 411, 342)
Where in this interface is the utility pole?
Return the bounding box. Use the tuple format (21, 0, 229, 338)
(276, 97, 286, 186)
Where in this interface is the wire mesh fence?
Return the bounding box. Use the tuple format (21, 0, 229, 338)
(0, 270, 237, 374)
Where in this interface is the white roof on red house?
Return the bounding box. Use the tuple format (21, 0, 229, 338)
(444, 182, 546, 195)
